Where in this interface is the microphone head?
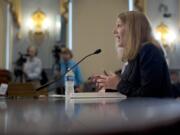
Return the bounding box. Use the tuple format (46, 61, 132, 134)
(94, 49, 102, 54)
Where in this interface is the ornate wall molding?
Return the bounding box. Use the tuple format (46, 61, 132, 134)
(134, 0, 145, 12)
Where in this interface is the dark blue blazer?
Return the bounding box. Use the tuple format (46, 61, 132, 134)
(117, 43, 173, 97)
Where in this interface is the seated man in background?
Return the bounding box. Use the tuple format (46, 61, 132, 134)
(53, 47, 83, 94)
(23, 46, 42, 86)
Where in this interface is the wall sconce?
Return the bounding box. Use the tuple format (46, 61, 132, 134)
(154, 22, 176, 49)
(154, 3, 176, 50)
(27, 9, 49, 44)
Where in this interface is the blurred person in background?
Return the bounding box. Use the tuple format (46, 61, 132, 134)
(23, 46, 42, 87)
(53, 47, 83, 94)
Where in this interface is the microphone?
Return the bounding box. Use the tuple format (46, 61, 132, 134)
(94, 49, 101, 54)
(36, 49, 102, 91)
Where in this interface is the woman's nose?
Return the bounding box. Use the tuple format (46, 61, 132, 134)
(113, 28, 117, 35)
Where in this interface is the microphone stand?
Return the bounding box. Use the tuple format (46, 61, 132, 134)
(36, 50, 101, 91)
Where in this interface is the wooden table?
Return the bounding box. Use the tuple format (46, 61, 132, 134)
(0, 96, 180, 134)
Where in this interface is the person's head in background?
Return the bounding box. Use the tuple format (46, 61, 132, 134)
(61, 47, 73, 62)
(27, 46, 38, 59)
(113, 11, 160, 62)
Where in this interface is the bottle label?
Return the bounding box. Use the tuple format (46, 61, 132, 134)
(66, 76, 74, 81)
(0, 83, 8, 95)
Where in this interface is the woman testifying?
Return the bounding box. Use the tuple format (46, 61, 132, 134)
(93, 11, 178, 97)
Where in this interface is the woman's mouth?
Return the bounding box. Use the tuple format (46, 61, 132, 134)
(115, 35, 121, 40)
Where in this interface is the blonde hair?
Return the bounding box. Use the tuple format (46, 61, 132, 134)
(118, 11, 160, 61)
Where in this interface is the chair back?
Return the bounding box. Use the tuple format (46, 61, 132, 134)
(0, 69, 11, 84)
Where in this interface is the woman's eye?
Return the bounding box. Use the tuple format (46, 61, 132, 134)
(117, 24, 122, 28)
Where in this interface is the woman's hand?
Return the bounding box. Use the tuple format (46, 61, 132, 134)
(91, 72, 120, 90)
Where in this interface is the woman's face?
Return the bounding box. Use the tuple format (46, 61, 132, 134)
(113, 18, 126, 48)
(62, 53, 71, 61)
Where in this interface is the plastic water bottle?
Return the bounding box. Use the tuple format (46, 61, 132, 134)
(65, 69, 75, 97)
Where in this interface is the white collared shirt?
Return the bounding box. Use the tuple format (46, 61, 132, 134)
(23, 57, 42, 80)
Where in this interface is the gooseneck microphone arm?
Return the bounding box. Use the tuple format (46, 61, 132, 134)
(36, 49, 102, 91)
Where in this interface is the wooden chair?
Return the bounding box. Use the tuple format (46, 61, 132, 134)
(0, 69, 47, 97)
(0, 69, 11, 84)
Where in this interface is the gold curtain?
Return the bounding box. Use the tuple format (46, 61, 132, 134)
(8, 0, 22, 28)
(60, 0, 68, 23)
(134, 0, 145, 12)
(9, 0, 22, 40)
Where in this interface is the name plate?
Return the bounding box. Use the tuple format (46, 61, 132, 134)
(0, 83, 8, 96)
